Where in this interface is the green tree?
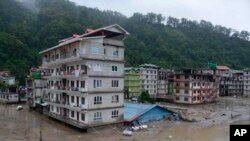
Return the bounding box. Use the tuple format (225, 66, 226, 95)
(138, 91, 155, 104)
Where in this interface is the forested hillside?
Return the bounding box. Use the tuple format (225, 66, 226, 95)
(1, 0, 250, 83)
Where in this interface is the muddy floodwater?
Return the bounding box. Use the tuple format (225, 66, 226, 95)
(0, 97, 249, 141)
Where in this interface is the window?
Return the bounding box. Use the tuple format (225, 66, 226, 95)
(111, 110, 119, 118)
(176, 97, 180, 101)
(71, 81, 74, 87)
(94, 96, 102, 104)
(56, 107, 59, 113)
(94, 112, 102, 120)
(81, 97, 85, 105)
(184, 97, 188, 101)
(71, 111, 74, 118)
(94, 80, 102, 88)
(81, 113, 85, 121)
(112, 95, 119, 103)
(81, 81, 85, 88)
(56, 54, 59, 60)
(176, 75, 180, 79)
(112, 66, 118, 71)
(112, 80, 119, 87)
(93, 64, 101, 71)
(73, 48, 77, 57)
(71, 96, 74, 103)
(91, 47, 98, 54)
(81, 65, 87, 70)
(51, 105, 54, 111)
(113, 48, 118, 56)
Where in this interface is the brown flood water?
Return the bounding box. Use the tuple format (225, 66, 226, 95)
(0, 98, 249, 141)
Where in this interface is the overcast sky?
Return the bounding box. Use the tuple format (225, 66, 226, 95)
(70, 0, 250, 32)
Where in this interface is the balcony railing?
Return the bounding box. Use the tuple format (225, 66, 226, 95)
(46, 86, 87, 92)
(43, 69, 87, 78)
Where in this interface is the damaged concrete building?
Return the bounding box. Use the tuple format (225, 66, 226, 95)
(173, 68, 220, 104)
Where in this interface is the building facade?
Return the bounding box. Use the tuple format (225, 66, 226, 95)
(139, 64, 159, 97)
(124, 68, 140, 99)
(220, 71, 243, 96)
(243, 69, 250, 97)
(39, 24, 129, 129)
(157, 69, 169, 98)
(173, 69, 220, 104)
(0, 71, 19, 103)
(26, 68, 46, 108)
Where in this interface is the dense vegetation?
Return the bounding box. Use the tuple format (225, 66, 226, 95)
(1, 0, 250, 84)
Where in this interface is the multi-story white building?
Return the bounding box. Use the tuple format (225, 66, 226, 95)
(243, 69, 250, 97)
(39, 24, 129, 129)
(157, 69, 169, 98)
(139, 64, 159, 96)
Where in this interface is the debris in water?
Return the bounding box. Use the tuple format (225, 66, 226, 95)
(123, 130, 133, 136)
(16, 105, 23, 111)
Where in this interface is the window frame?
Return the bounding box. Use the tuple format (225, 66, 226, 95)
(94, 96, 102, 104)
(91, 47, 98, 54)
(111, 110, 119, 118)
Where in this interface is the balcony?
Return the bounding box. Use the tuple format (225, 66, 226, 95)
(43, 68, 87, 79)
(43, 55, 82, 67)
(103, 38, 124, 47)
(44, 86, 87, 95)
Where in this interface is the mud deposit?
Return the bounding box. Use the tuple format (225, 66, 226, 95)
(0, 97, 249, 141)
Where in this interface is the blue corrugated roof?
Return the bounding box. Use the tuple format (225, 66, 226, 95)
(124, 103, 158, 122)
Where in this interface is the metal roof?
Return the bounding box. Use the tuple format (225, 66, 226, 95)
(124, 103, 155, 122)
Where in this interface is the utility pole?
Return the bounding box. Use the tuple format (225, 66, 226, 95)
(40, 121, 43, 141)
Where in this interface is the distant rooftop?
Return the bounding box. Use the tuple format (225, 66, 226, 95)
(230, 69, 243, 74)
(216, 66, 230, 70)
(139, 64, 159, 68)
